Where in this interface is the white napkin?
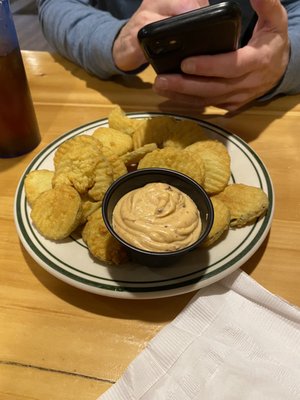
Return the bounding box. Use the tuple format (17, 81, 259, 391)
(98, 269, 300, 400)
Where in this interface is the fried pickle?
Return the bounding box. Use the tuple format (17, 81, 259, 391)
(185, 140, 231, 194)
(108, 105, 143, 135)
(53, 134, 102, 169)
(202, 197, 231, 247)
(132, 116, 177, 149)
(137, 147, 205, 185)
(92, 127, 133, 156)
(163, 119, 208, 149)
(214, 183, 269, 227)
(87, 154, 114, 201)
(101, 145, 127, 180)
(53, 137, 104, 194)
(31, 185, 82, 240)
(24, 169, 54, 207)
(82, 208, 128, 265)
(121, 143, 158, 166)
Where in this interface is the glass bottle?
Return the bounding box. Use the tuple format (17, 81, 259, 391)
(0, 0, 41, 158)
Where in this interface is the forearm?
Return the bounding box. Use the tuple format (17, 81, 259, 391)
(37, 0, 128, 79)
(261, 0, 300, 100)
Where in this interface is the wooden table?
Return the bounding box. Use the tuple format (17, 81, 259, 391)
(1, 51, 300, 399)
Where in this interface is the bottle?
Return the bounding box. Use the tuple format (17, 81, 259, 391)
(0, 0, 41, 158)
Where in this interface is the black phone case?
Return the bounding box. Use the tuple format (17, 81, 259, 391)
(138, 1, 241, 74)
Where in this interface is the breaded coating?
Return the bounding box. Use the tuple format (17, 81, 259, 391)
(108, 105, 143, 135)
(92, 127, 133, 156)
(53, 138, 104, 194)
(31, 185, 82, 240)
(101, 145, 127, 180)
(53, 134, 102, 169)
(82, 208, 128, 265)
(138, 147, 205, 186)
(132, 116, 177, 149)
(185, 140, 231, 194)
(121, 143, 158, 166)
(24, 169, 54, 207)
(87, 154, 114, 201)
(202, 197, 231, 247)
(80, 196, 102, 225)
(215, 183, 269, 227)
(163, 119, 208, 149)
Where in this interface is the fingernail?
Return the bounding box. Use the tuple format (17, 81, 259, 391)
(181, 60, 194, 74)
(155, 76, 168, 90)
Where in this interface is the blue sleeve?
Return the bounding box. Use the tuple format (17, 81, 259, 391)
(260, 0, 300, 100)
(37, 0, 136, 79)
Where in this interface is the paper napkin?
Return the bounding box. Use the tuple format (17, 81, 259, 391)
(98, 269, 300, 400)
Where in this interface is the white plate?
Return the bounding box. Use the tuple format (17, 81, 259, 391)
(14, 112, 274, 299)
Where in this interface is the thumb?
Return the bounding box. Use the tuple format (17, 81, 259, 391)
(250, 0, 287, 31)
(194, 0, 210, 7)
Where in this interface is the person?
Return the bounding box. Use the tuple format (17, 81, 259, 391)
(37, 0, 300, 112)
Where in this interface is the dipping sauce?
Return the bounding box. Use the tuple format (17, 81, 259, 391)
(112, 182, 202, 252)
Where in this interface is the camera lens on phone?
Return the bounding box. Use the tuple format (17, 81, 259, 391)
(151, 38, 181, 55)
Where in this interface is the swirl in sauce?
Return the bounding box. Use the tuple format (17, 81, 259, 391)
(112, 182, 202, 252)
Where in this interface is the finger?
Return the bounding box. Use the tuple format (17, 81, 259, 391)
(172, 0, 209, 14)
(142, 0, 208, 17)
(181, 46, 259, 79)
(154, 72, 251, 99)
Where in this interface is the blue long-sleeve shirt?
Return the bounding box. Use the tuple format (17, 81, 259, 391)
(37, 0, 300, 99)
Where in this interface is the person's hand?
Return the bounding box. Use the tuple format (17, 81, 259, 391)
(153, 0, 290, 112)
(112, 0, 209, 72)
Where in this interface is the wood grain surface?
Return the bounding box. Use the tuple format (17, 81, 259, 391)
(1, 51, 299, 399)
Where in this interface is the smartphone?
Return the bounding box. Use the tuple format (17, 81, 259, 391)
(138, 1, 241, 74)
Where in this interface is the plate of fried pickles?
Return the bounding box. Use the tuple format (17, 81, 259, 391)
(14, 107, 274, 299)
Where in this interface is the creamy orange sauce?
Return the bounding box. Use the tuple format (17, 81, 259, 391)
(112, 182, 202, 252)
